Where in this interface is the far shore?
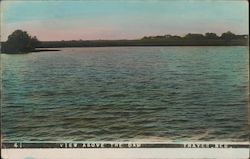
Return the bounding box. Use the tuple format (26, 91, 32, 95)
(38, 39, 248, 48)
(1, 31, 248, 54)
(1, 38, 248, 54)
(31, 49, 61, 52)
(1, 49, 61, 54)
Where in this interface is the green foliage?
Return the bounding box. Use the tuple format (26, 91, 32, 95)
(140, 31, 247, 41)
(184, 33, 204, 39)
(2, 30, 40, 53)
(205, 32, 219, 39)
(221, 31, 237, 40)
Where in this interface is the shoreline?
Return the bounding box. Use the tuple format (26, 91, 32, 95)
(1, 39, 248, 54)
(38, 39, 248, 48)
(1, 45, 247, 54)
(31, 49, 61, 52)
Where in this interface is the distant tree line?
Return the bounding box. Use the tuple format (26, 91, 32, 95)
(1, 30, 248, 53)
(142, 31, 248, 40)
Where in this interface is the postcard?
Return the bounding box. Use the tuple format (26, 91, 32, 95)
(1, 0, 249, 159)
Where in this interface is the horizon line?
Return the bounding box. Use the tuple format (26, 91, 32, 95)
(1, 31, 249, 42)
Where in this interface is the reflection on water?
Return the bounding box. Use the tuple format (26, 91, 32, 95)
(1, 46, 249, 141)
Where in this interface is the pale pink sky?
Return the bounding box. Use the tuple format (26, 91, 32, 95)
(1, 1, 248, 41)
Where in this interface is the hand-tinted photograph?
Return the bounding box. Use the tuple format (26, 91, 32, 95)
(1, 0, 249, 158)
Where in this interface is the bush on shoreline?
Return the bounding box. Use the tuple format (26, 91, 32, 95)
(1, 30, 40, 54)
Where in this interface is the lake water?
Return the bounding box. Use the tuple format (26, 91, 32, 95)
(1, 46, 249, 142)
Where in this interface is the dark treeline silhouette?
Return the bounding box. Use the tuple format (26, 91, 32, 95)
(40, 31, 248, 48)
(142, 31, 247, 40)
(1, 30, 40, 53)
(1, 30, 248, 53)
